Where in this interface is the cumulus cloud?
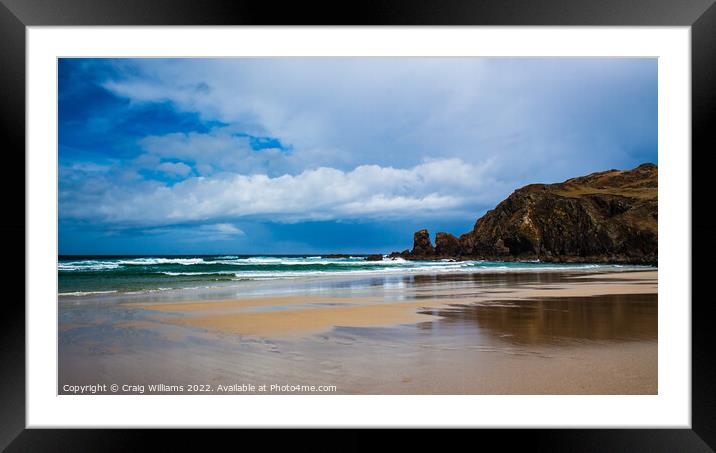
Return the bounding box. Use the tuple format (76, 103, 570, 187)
(137, 126, 343, 177)
(59, 158, 500, 227)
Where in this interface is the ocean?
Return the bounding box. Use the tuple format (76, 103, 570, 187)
(57, 255, 646, 296)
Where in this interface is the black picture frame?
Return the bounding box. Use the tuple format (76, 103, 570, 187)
(2, 0, 713, 450)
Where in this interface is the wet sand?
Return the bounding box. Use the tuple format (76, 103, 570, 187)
(128, 270, 656, 337)
(59, 269, 657, 394)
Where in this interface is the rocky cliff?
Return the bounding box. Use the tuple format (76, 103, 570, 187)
(390, 163, 657, 264)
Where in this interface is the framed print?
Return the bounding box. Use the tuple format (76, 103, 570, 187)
(2, 0, 715, 449)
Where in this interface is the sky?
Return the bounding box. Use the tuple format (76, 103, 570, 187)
(58, 58, 657, 255)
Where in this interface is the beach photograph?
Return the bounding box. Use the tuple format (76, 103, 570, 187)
(58, 57, 657, 395)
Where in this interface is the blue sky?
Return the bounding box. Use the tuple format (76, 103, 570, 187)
(58, 58, 657, 255)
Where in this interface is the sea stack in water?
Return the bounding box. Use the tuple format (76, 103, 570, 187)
(391, 163, 658, 265)
(411, 229, 435, 257)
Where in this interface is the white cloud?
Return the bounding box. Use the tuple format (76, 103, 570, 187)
(139, 223, 246, 242)
(60, 158, 502, 227)
(137, 126, 350, 177)
(157, 161, 192, 177)
(205, 223, 244, 235)
(101, 58, 657, 184)
(196, 223, 246, 241)
(103, 59, 492, 170)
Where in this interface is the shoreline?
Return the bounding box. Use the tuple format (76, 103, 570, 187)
(58, 264, 655, 303)
(125, 270, 656, 338)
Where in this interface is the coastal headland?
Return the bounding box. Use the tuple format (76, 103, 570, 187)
(387, 164, 657, 265)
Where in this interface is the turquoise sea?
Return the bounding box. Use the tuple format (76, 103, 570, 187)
(57, 255, 648, 296)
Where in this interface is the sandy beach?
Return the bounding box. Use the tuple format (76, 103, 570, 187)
(59, 269, 657, 395)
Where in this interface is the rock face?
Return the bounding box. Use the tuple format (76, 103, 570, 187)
(435, 232, 461, 256)
(393, 163, 657, 265)
(411, 229, 435, 257)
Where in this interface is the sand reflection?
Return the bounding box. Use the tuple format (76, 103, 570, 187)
(420, 293, 657, 345)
